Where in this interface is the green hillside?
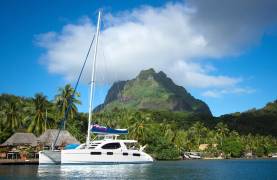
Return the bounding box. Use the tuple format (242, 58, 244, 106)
(217, 100, 277, 136)
(95, 69, 212, 116)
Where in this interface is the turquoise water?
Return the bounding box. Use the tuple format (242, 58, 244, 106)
(0, 159, 276, 179)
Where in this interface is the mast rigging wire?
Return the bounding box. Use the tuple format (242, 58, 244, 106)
(52, 34, 95, 149)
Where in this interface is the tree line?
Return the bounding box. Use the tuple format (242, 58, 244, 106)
(0, 84, 80, 141)
(90, 109, 277, 159)
(0, 84, 277, 160)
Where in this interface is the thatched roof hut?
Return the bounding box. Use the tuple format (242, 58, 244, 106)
(38, 129, 80, 147)
(2, 133, 38, 146)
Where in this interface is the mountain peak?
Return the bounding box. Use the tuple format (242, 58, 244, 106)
(95, 69, 212, 116)
(137, 68, 156, 79)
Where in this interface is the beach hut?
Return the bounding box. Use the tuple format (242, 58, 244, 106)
(2, 133, 38, 147)
(1, 132, 38, 160)
(38, 129, 80, 149)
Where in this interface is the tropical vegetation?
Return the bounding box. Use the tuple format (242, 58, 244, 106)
(0, 84, 277, 160)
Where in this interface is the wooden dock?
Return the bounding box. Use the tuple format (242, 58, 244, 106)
(0, 159, 38, 165)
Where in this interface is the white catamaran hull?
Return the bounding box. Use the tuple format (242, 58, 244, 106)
(61, 149, 153, 164)
(39, 150, 61, 164)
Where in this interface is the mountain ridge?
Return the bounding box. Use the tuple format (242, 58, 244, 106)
(217, 99, 277, 136)
(94, 68, 212, 116)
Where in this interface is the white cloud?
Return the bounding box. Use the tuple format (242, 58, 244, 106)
(36, 1, 277, 93)
(202, 88, 256, 98)
(201, 90, 220, 98)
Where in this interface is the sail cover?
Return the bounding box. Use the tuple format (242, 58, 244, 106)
(91, 124, 128, 134)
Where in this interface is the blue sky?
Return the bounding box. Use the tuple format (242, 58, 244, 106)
(0, 0, 276, 116)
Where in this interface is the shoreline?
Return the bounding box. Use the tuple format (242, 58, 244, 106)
(0, 159, 38, 165)
(1, 157, 276, 165)
(182, 157, 277, 161)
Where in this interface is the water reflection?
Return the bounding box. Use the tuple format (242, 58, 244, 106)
(0, 165, 38, 180)
(1, 160, 276, 179)
(37, 164, 153, 179)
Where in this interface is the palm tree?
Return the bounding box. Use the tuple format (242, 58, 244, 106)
(189, 122, 207, 147)
(183, 131, 194, 151)
(243, 133, 256, 153)
(95, 110, 117, 128)
(206, 130, 217, 145)
(215, 122, 229, 147)
(55, 84, 81, 128)
(115, 108, 132, 128)
(27, 93, 53, 135)
(2, 101, 22, 130)
(129, 112, 151, 143)
(160, 123, 174, 141)
(0, 103, 5, 131)
(173, 130, 186, 153)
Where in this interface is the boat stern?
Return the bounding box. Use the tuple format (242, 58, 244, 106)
(39, 150, 61, 165)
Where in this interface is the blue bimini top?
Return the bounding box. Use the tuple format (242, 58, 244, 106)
(91, 124, 128, 134)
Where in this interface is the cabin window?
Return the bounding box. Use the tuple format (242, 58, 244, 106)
(133, 153, 140, 156)
(123, 152, 128, 156)
(90, 152, 101, 155)
(101, 143, 121, 149)
(107, 152, 113, 155)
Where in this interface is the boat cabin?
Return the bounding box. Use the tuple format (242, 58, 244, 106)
(77, 134, 138, 151)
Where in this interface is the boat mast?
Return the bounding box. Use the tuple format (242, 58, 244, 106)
(86, 11, 101, 147)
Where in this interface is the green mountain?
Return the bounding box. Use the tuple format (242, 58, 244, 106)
(95, 68, 212, 116)
(217, 100, 277, 136)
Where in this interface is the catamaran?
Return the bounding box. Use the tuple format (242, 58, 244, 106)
(39, 11, 153, 164)
(61, 125, 153, 164)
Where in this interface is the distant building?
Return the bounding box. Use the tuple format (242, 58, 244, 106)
(199, 144, 218, 151)
(38, 129, 80, 149)
(244, 152, 253, 158)
(1, 133, 38, 147)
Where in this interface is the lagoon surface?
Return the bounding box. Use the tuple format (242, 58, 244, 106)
(0, 159, 277, 179)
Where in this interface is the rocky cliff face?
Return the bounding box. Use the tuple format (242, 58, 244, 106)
(95, 68, 212, 116)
